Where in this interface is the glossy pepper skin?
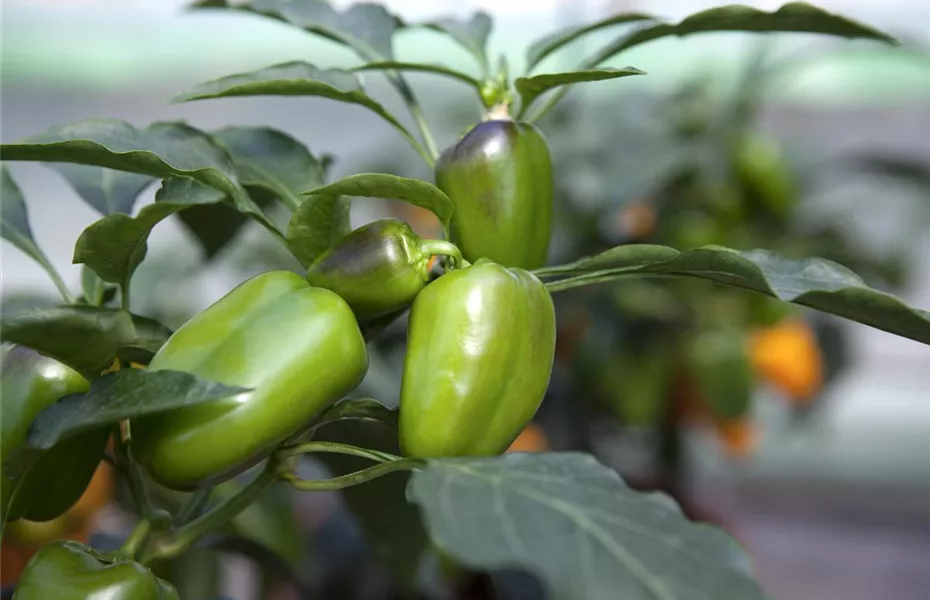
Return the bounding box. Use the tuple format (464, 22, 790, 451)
(131, 271, 368, 490)
(306, 219, 463, 322)
(435, 119, 553, 270)
(1, 346, 108, 523)
(400, 259, 556, 457)
(13, 540, 178, 600)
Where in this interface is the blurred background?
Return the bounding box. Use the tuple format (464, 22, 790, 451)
(2, 1, 930, 599)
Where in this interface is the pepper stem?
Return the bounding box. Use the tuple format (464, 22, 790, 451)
(419, 239, 465, 270)
(119, 519, 151, 559)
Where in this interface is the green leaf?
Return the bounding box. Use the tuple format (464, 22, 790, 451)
(213, 125, 326, 212)
(313, 412, 427, 589)
(420, 12, 493, 71)
(80, 265, 109, 306)
(4, 369, 250, 479)
(192, 0, 403, 60)
(73, 177, 227, 285)
(1, 119, 246, 204)
(314, 397, 398, 430)
(0, 306, 173, 380)
(285, 193, 351, 269)
(516, 67, 645, 117)
(44, 163, 153, 215)
(408, 453, 765, 600)
(303, 173, 454, 225)
(172, 62, 420, 155)
(588, 2, 897, 66)
(526, 13, 654, 71)
(351, 61, 482, 91)
(539, 245, 930, 345)
(0, 166, 57, 279)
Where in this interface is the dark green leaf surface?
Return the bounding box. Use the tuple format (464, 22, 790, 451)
(408, 453, 765, 600)
(0, 306, 172, 379)
(525, 13, 654, 71)
(192, 0, 402, 60)
(1, 119, 246, 203)
(173, 62, 419, 151)
(212, 125, 326, 212)
(4, 369, 249, 478)
(538, 245, 930, 345)
(302, 173, 454, 225)
(589, 2, 897, 66)
(516, 67, 645, 116)
(45, 163, 153, 215)
(420, 12, 493, 71)
(73, 177, 227, 285)
(286, 193, 351, 269)
(351, 61, 482, 90)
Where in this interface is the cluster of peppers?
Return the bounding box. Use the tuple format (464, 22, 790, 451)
(3, 116, 556, 598)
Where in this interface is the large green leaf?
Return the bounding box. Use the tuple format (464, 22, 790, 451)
(1, 119, 246, 203)
(408, 453, 765, 600)
(588, 3, 897, 66)
(538, 245, 930, 345)
(525, 13, 654, 71)
(516, 67, 645, 117)
(420, 12, 493, 72)
(3, 369, 249, 478)
(172, 62, 420, 154)
(0, 306, 172, 380)
(0, 167, 61, 286)
(213, 125, 326, 212)
(44, 163, 154, 215)
(192, 0, 402, 60)
(285, 193, 350, 269)
(303, 173, 454, 225)
(73, 177, 227, 286)
(351, 61, 482, 91)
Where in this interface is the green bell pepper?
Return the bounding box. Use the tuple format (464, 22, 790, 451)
(13, 540, 178, 599)
(435, 119, 553, 270)
(400, 259, 556, 457)
(688, 328, 754, 421)
(1, 346, 108, 524)
(131, 271, 369, 490)
(305, 219, 463, 322)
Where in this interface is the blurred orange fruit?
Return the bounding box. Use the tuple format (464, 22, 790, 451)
(506, 423, 550, 453)
(617, 202, 657, 240)
(715, 419, 760, 458)
(750, 318, 824, 405)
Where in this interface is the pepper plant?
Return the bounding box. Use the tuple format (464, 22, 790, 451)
(2, 2, 928, 599)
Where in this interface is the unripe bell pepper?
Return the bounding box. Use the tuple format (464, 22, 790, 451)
(305, 219, 463, 321)
(13, 540, 178, 599)
(435, 119, 553, 269)
(688, 328, 754, 422)
(1, 346, 108, 523)
(400, 259, 556, 457)
(131, 271, 368, 490)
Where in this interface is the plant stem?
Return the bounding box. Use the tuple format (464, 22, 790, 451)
(383, 68, 440, 165)
(35, 252, 75, 304)
(280, 458, 422, 492)
(144, 466, 278, 563)
(119, 280, 131, 311)
(276, 441, 399, 464)
(115, 425, 156, 521)
(119, 519, 151, 559)
(174, 485, 213, 525)
(526, 85, 572, 125)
